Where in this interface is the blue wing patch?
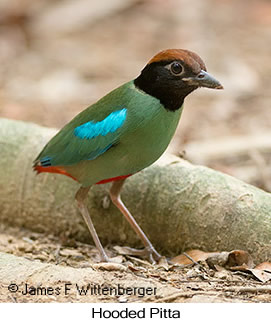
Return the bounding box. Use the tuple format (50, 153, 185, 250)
(40, 156, 52, 166)
(74, 108, 127, 140)
(37, 108, 126, 167)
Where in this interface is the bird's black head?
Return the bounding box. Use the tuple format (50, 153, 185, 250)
(134, 49, 223, 111)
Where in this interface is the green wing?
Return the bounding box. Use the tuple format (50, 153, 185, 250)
(34, 81, 133, 167)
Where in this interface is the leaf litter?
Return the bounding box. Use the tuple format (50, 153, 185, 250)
(0, 224, 270, 303)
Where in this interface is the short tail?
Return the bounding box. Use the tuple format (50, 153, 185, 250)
(33, 160, 77, 181)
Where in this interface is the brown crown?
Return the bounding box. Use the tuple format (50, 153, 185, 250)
(147, 49, 207, 74)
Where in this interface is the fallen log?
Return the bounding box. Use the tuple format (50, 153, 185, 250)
(0, 118, 270, 263)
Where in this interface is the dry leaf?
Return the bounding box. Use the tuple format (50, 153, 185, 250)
(172, 249, 255, 271)
(169, 249, 271, 284)
(249, 262, 271, 283)
(171, 249, 218, 265)
(229, 260, 271, 283)
(226, 250, 254, 269)
(250, 269, 271, 283)
(255, 262, 271, 272)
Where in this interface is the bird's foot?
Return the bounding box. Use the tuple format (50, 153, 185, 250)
(117, 246, 162, 264)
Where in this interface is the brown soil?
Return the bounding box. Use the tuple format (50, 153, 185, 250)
(0, 225, 270, 303)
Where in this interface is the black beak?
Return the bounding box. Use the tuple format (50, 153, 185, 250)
(183, 70, 223, 89)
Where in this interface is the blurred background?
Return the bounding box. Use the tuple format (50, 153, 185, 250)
(0, 0, 271, 190)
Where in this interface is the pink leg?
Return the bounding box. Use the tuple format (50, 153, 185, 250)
(109, 178, 162, 263)
(75, 186, 109, 262)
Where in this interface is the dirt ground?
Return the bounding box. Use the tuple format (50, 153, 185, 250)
(0, 0, 271, 303)
(0, 225, 270, 303)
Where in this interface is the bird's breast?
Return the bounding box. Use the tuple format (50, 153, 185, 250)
(118, 104, 183, 172)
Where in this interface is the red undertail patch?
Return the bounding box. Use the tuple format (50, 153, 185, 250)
(34, 165, 78, 181)
(34, 165, 132, 184)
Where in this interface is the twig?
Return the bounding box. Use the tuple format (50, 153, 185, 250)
(182, 252, 200, 266)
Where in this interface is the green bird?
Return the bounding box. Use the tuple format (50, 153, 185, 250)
(34, 49, 223, 263)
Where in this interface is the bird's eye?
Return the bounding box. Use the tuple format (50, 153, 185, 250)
(170, 62, 183, 75)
